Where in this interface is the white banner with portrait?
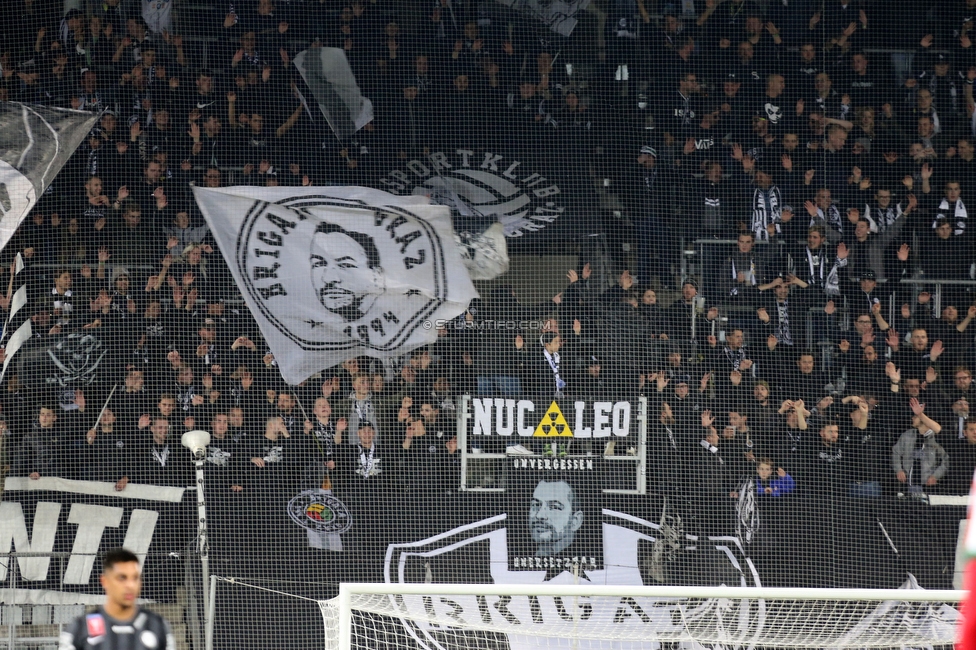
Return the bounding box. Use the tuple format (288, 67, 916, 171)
(192, 186, 478, 384)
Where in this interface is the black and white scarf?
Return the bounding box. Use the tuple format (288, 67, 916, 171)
(311, 419, 336, 459)
(543, 348, 567, 392)
(735, 475, 759, 545)
(151, 443, 171, 466)
(751, 186, 782, 242)
(175, 383, 197, 411)
(52, 288, 73, 314)
(729, 257, 757, 296)
(355, 443, 381, 479)
(934, 198, 968, 236)
(864, 203, 900, 234)
(348, 393, 377, 445)
(724, 346, 746, 371)
(811, 203, 844, 235)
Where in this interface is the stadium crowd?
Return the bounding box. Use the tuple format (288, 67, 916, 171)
(0, 0, 975, 568)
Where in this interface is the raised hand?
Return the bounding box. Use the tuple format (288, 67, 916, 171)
(930, 340, 944, 360)
(619, 270, 634, 290)
(886, 328, 899, 349)
(656, 373, 670, 392)
(757, 307, 770, 323)
(701, 409, 714, 428)
(909, 397, 925, 415)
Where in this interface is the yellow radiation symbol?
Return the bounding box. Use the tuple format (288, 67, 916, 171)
(532, 401, 572, 437)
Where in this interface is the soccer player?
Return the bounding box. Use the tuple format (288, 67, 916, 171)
(59, 548, 175, 650)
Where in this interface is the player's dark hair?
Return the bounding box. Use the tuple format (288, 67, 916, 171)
(103, 548, 140, 571)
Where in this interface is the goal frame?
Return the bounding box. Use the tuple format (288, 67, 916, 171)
(335, 583, 966, 650)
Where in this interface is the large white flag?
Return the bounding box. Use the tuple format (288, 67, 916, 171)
(192, 186, 478, 385)
(0, 103, 99, 252)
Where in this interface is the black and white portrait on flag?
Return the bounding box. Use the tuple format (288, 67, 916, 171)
(192, 185, 478, 384)
(507, 460, 604, 573)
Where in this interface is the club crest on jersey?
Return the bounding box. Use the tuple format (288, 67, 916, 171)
(86, 614, 106, 638)
(378, 148, 565, 238)
(238, 197, 449, 349)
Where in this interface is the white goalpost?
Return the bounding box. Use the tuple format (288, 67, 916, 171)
(323, 583, 967, 650)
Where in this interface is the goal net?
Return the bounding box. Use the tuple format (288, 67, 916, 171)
(323, 583, 964, 650)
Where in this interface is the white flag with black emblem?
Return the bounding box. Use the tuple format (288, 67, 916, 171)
(192, 185, 479, 384)
(0, 103, 99, 252)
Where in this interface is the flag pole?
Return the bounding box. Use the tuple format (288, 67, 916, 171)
(85, 383, 119, 442)
(295, 392, 336, 490)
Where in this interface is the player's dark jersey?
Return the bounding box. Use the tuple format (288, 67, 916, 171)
(59, 608, 175, 650)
